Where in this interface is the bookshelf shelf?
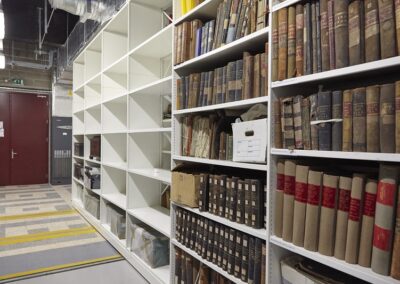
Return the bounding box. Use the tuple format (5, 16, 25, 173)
(102, 193, 127, 211)
(85, 158, 101, 165)
(171, 239, 247, 284)
(271, 148, 400, 162)
(174, 96, 269, 115)
(174, 27, 269, 73)
(128, 168, 171, 184)
(270, 236, 400, 284)
(73, 177, 84, 187)
(131, 24, 173, 58)
(172, 155, 268, 171)
(129, 128, 171, 134)
(174, 203, 267, 240)
(129, 76, 172, 97)
(271, 56, 400, 88)
(127, 206, 171, 237)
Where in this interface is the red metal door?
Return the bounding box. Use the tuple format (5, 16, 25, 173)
(0, 93, 10, 185)
(10, 93, 49, 185)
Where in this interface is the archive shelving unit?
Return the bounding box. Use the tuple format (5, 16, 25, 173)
(71, 1, 173, 283)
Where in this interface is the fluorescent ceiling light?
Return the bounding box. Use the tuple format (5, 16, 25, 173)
(0, 53, 5, 69)
(0, 10, 4, 39)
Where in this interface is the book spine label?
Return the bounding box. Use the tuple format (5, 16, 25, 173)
(287, 6, 296, 78)
(342, 90, 353, 151)
(295, 4, 304, 76)
(396, 81, 400, 153)
(378, 0, 396, 59)
(334, 0, 349, 68)
(278, 8, 288, 81)
(366, 85, 380, 152)
(365, 0, 380, 62)
(380, 84, 396, 153)
(359, 180, 378, 268)
(282, 160, 296, 242)
(320, 0, 330, 71)
(274, 161, 285, 237)
(353, 88, 367, 152)
(293, 96, 303, 149)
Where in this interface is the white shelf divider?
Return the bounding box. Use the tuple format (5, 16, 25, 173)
(127, 206, 171, 237)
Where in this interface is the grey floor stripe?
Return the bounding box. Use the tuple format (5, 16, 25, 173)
(22, 208, 40, 212)
(27, 228, 49, 234)
(0, 216, 82, 229)
(0, 200, 66, 209)
(0, 189, 54, 195)
(0, 242, 119, 276)
(0, 196, 62, 204)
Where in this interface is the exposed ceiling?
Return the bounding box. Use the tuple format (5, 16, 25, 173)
(3, 0, 79, 46)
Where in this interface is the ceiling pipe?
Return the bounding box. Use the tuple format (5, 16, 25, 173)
(48, 0, 111, 23)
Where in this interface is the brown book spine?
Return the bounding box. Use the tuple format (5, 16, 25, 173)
(272, 12, 279, 81)
(304, 170, 323, 251)
(342, 89, 353, 151)
(311, 1, 318, 73)
(320, 0, 330, 71)
(334, 0, 350, 69)
(292, 165, 310, 247)
(396, 0, 400, 55)
(282, 160, 296, 242)
(278, 8, 288, 81)
(352, 87, 367, 152)
(371, 164, 400, 275)
(253, 54, 261, 98)
(365, 0, 380, 62)
(293, 95, 303, 149)
(318, 174, 339, 256)
(301, 97, 311, 150)
(295, 4, 304, 76)
(391, 183, 400, 279)
(274, 161, 285, 238)
(243, 52, 254, 100)
(345, 174, 366, 264)
(358, 179, 378, 267)
(282, 97, 295, 148)
(366, 85, 380, 152)
(396, 81, 400, 153)
(380, 83, 396, 153)
(378, 0, 396, 59)
(349, 1, 365, 65)
(274, 100, 283, 148)
(328, 0, 336, 70)
(287, 6, 296, 78)
(334, 176, 352, 260)
(309, 94, 319, 150)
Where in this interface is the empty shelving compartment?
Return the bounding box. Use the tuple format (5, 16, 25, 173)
(102, 165, 127, 210)
(102, 133, 127, 168)
(102, 57, 128, 102)
(85, 75, 101, 108)
(73, 53, 85, 90)
(85, 34, 102, 80)
(102, 95, 127, 133)
(73, 111, 85, 135)
(73, 87, 84, 113)
(85, 105, 101, 134)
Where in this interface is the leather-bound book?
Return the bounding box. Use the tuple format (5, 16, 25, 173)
(287, 6, 296, 78)
(358, 179, 378, 267)
(253, 238, 263, 283)
(229, 177, 238, 222)
(236, 179, 246, 224)
(391, 183, 400, 279)
(247, 237, 255, 283)
(309, 94, 319, 150)
(317, 91, 332, 151)
(380, 83, 396, 153)
(328, 0, 336, 70)
(227, 61, 237, 102)
(234, 232, 243, 278)
(222, 228, 229, 271)
(332, 90, 343, 151)
(333, 176, 352, 260)
(282, 160, 296, 242)
(318, 174, 339, 256)
(244, 179, 252, 227)
(253, 54, 261, 98)
(366, 85, 380, 152)
(293, 95, 304, 149)
(198, 264, 209, 284)
(304, 170, 323, 251)
(311, 1, 318, 73)
(278, 8, 288, 81)
(218, 175, 227, 217)
(217, 226, 225, 267)
(365, 0, 380, 62)
(227, 229, 236, 275)
(334, 0, 349, 68)
(304, 3, 313, 75)
(206, 221, 214, 262)
(261, 52, 268, 98)
(225, 178, 232, 219)
(342, 89, 353, 151)
(292, 165, 310, 247)
(260, 242, 266, 284)
(371, 164, 400, 275)
(396, 81, 400, 153)
(282, 98, 295, 148)
(272, 12, 279, 81)
(396, 0, 400, 54)
(352, 87, 367, 152)
(175, 249, 182, 284)
(274, 100, 283, 148)
(316, 1, 322, 72)
(274, 160, 285, 238)
(243, 52, 254, 100)
(345, 174, 366, 264)
(241, 234, 249, 282)
(378, 0, 396, 59)
(302, 97, 312, 150)
(201, 219, 208, 259)
(199, 173, 209, 212)
(320, 0, 330, 71)
(349, 1, 365, 65)
(251, 179, 263, 229)
(186, 255, 193, 284)
(295, 4, 304, 76)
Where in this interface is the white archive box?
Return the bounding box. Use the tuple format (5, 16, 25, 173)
(232, 118, 267, 163)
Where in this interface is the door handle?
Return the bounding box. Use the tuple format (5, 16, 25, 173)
(11, 149, 18, 159)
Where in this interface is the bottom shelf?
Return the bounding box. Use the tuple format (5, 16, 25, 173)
(127, 206, 171, 238)
(270, 236, 400, 284)
(72, 200, 170, 284)
(171, 239, 246, 284)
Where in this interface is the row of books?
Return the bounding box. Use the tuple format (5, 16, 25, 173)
(176, 48, 269, 110)
(181, 115, 235, 160)
(274, 81, 400, 153)
(274, 160, 400, 279)
(174, 247, 233, 284)
(174, 0, 268, 65)
(198, 174, 266, 229)
(179, 0, 204, 16)
(175, 207, 266, 283)
(272, 0, 400, 81)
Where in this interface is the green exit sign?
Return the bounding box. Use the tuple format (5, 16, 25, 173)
(12, 79, 24, 86)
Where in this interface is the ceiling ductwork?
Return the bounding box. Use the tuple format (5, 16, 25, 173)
(48, 0, 112, 23)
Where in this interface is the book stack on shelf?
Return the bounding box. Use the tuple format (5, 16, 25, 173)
(179, 0, 205, 16)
